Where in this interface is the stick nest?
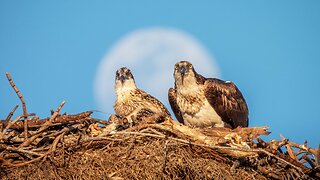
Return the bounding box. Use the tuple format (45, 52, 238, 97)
(0, 109, 319, 179)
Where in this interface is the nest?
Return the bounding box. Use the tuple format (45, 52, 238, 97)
(1, 72, 320, 179)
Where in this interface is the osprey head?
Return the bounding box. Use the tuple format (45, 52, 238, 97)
(174, 61, 197, 87)
(115, 67, 137, 94)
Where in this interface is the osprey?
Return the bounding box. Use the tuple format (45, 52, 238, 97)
(168, 61, 248, 128)
(114, 67, 171, 125)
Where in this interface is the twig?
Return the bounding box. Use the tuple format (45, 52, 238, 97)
(5, 121, 70, 167)
(3, 154, 46, 168)
(18, 133, 42, 148)
(301, 154, 316, 169)
(288, 141, 318, 157)
(50, 132, 65, 152)
(295, 150, 317, 170)
(6, 147, 43, 157)
(49, 123, 83, 138)
(35, 101, 65, 134)
(286, 144, 298, 161)
(19, 101, 65, 148)
(0, 111, 93, 130)
(2, 113, 35, 135)
(114, 131, 166, 139)
(86, 117, 109, 125)
(4, 105, 19, 126)
(82, 136, 124, 142)
(6, 72, 28, 138)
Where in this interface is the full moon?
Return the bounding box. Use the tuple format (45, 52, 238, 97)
(94, 27, 220, 115)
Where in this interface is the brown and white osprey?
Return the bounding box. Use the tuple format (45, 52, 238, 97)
(114, 67, 171, 125)
(168, 61, 248, 128)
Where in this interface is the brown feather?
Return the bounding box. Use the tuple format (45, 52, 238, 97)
(114, 89, 171, 124)
(137, 90, 171, 116)
(194, 70, 206, 85)
(203, 78, 249, 128)
(168, 88, 184, 124)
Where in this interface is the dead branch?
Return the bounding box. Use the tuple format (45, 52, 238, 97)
(1, 113, 35, 137)
(2, 154, 45, 168)
(3, 105, 19, 126)
(6, 147, 43, 157)
(18, 101, 65, 148)
(32, 101, 65, 134)
(2, 121, 78, 168)
(286, 144, 298, 161)
(301, 154, 316, 169)
(6, 72, 28, 138)
(288, 141, 318, 157)
(49, 132, 65, 153)
(0, 111, 95, 131)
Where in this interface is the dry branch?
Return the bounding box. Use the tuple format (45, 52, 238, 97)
(18, 101, 65, 148)
(0, 111, 95, 131)
(2, 113, 35, 136)
(4, 105, 19, 126)
(5, 72, 28, 138)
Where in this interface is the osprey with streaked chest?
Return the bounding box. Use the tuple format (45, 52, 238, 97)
(168, 61, 249, 128)
(114, 67, 171, 125)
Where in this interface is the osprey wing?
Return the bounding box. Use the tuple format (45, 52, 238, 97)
(168, 88, 184, 124)
(136, 89, 171, 116)
(204, 79, 249, 128)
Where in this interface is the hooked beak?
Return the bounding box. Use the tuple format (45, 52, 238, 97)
(118, 75, 126, 83)
(179, 66, 187, 76)
(179, 66, 186, 84)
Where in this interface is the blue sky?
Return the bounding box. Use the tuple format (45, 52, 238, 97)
(1, 1, 319, 148)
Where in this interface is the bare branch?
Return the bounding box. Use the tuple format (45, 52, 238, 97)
(4, 105, 19, 125)
(2, 113, 35, 136)
(6, 72, 28, 138)
(19, 101, 65, 148)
